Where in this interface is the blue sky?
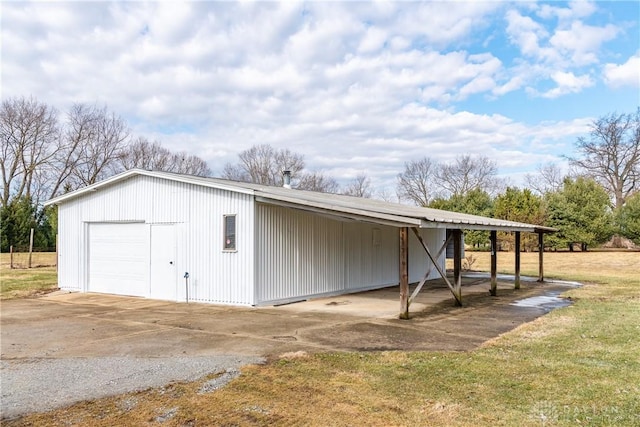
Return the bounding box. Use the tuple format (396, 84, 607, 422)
(2, 1, 638, 196)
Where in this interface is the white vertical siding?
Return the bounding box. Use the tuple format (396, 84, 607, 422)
(344, 222, 399, 291)
(56, 175, 255, 305)
(184, 184, 254, 305)
(409, 228, 446, 282)
(255, 204, 401, 304)
(254, 204, 345, 304)
(57, 200, 84, 291)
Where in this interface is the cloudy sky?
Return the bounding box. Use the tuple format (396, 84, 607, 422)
(2, 0, 639, 193)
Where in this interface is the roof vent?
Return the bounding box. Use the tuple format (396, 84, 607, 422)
(282, 170, 292, 189)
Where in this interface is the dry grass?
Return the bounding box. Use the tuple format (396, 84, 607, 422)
(465, 250, 640, 286)
(0, 251, 57, 269)
(5, 251, 640, 426)
(0, 252, 58, 299)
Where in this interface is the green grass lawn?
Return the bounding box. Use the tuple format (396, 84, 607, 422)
(5, 252, 640, 426)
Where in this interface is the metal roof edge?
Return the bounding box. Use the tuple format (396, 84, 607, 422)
(43, 170, 558, 234)
(44, 169, 140, 206)
(255, 195, 423, 227)
(44, 169, 255, 206)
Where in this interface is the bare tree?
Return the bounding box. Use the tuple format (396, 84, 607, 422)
(69, 104, 130, 188)
(568, 110, 640, 209)
(342, 174, 372, 198)
(435, 154, 500, 198)
(0, 97, 59, 206)
(222, 144, 305, 186)
(47, 104, 95, 198)
(119, 137, 171, 171)
(525, 162, 565, 195)
(297, 171, 339, 193)
(170, 151, 211, 176)
(396, 157, 436, 206)
(374, 187, 398, 203)
(45, 104, 130, 196)
(119, 137, 211, 176)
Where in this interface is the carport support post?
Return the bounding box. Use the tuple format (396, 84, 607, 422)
(399, 227, 410, 320)
(514, 231, 521, 290)
(453, 229, 463, 304)
(538, 232, 544, 282)
(490, 230, 497, 296)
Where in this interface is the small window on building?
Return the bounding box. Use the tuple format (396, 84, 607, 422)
(223, 215, 236, 251)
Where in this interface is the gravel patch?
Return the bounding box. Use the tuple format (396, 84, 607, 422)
(198, 368, 240, 394)
(1, 355, 264, 420)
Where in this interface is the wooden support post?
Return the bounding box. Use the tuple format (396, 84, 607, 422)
(538, 232, 544, 282)
(411, 228, 462, 306)
(28, 228, 34, 269)
(490, 230, 497, 296)
(399, 227, 410, 319)
(452, 229, 463, 306)
(514, 231, 521, 290)
(10, 245, 14, 269)
(408, 233, 452, 305)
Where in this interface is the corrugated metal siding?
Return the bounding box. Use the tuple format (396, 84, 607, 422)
(56, 175, 255, 305)
(409, 228, 446, 282)
(344, 222, 399, 291)
(255, 204, 401, 304)
(57, 201, 84, 291)
(255, 204, 345, 303)
(184, 184, 254, 305)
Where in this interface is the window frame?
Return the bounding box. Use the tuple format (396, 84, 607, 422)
(223, 214, 237, 252)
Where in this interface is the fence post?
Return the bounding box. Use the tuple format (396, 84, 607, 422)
(10, 245, 14, 269)
(28, 228, 34, 268)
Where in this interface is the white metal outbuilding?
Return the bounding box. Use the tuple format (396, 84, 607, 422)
(46, 169, 552, 308)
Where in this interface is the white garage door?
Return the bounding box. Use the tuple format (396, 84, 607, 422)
(88, 223, 149, 297)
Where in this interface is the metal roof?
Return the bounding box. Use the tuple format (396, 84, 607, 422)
(45, 169, 555, 233)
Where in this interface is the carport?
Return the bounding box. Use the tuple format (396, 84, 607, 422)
(260, 191, 556, 319)
(397, 221, 555, 319)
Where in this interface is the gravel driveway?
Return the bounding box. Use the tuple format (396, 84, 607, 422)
(1, 355, 263, 419)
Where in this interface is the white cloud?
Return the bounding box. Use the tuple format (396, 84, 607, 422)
(536, 72, 594, 98)
(503, 2, 627, 99)
(0, 1, 632, 194)
(505, 9, 552, 59)
(550, 21, 619, 66)
(358, 27, 388, 53)
(537, 1, 597, 22)
(604, 54, 640, 88)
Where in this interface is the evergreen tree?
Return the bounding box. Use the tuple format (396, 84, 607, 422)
(429, 188, 494, 248)
(545, 177, 613, 250)
(494, 187, 545, 251)
(0, 196, 56, 252)
(616, 193, 640, 245)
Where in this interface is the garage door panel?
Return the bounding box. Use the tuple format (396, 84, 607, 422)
(89, 223, 149, 297)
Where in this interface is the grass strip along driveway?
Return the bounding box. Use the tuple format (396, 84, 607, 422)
(4, 252, 640, 426)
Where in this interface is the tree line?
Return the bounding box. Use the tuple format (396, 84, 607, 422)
(1, 96, 211, 251)
(1, 95, 638, 252)
(222, 110, 639, 249)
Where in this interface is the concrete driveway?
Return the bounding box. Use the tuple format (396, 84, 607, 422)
(1, 277, 575, 418)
